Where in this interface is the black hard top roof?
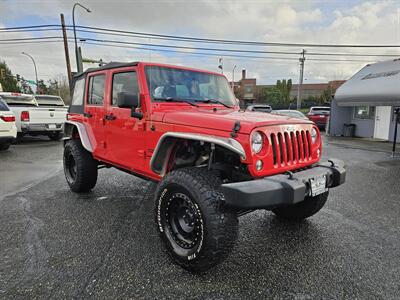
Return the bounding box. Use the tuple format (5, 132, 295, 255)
(73, 61, 139, 79)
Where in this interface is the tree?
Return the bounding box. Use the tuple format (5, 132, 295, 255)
(0, 61, 21, 92)
(36, 79, 49, 94)
(258, 86, 283, 107)
(276, 79, 292, 104)
(47, 75, 71, 104)
(319, 86, 335, 104)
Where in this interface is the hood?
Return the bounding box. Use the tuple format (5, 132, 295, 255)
(162, 108, 313, 134)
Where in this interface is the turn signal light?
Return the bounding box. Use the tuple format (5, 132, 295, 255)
(21, 111, 30, 122)
(0, 115, 15, 122)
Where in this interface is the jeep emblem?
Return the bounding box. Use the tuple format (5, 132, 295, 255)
(50, 112, 54, 117)
(286, 125, 295, 131)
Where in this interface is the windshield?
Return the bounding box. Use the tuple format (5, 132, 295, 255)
(35, 95, 65, 107)
(145, 66, 236, 106)
(1, 94, 37, 106)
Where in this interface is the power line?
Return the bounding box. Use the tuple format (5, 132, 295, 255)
(1, 24, 400, 48)
(0, 36, 376, 63)
(3, 26, 399, 58)
(84, 41, 373, 63)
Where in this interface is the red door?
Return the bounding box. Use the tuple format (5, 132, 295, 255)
(104, 68, 145, 170)
(84, 72, 107, 158)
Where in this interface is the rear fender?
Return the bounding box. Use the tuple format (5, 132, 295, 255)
(150, 132, 246, 176)
(63, 121, 93, 152)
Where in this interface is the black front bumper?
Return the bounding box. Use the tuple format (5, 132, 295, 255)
(221, 159, 346, 210)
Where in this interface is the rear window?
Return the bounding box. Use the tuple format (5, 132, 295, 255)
(311, 107, 330, 112)
(0, 99, 10, 111)
(253, 106, 271, 112)
(35, 95, 65, 107)
(1, 94, 37, 106)
(71, 78, 85, 106)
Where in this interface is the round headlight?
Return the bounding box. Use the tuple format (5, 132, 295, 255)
(251, 131, 263, 153)
(311, 127, 318, 144)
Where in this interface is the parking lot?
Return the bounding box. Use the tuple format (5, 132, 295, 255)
(0, 137, 399, 299)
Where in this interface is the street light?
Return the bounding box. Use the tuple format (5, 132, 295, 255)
(72, 2, 91, 73)
(21, 52, 38, 92)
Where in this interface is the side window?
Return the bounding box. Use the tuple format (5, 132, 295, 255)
(112, 72, 138, 106)
(71, 77, 85, 106)
(87, 74, 106, 105)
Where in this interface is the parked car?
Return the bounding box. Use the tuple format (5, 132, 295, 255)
(246, 104, 272, 113)
(63, 62, 346, 273)
(307, 106, 330, 129)
(0, 92, 68, 141)
(272, 109, 308, 120)
(0, 97, 17, 150)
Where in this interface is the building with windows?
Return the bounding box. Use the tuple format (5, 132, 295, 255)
(330, 59, 400, 142)
(231, 69, 257, 107)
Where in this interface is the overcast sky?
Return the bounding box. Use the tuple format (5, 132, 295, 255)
(1, 0, 399, 86)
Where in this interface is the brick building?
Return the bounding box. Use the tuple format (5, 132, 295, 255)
(230, 70, 345, 107)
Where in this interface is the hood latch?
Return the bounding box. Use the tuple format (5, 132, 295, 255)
(231, 121, 241, 138)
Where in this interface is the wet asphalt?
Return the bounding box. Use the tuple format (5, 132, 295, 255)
(0, 136, 399, 299)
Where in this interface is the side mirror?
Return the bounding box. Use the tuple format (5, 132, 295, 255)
(117, 92, 142, 120)
(117, 92, 139, 108)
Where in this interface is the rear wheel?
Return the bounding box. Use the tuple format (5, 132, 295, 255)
(155, 167, 238, 273)
(49, 132, 63, 141)
(273, 191, 329, 221)
(63, 139, 98, 193)
(0, 143, 10, 151)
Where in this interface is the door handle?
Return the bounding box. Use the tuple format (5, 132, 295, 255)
(104, 114, 116, 121)
(84, 112, 92, 118)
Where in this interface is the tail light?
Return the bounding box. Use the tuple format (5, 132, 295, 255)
(21, 111, 30, 122)
(0, 115, 16, 122)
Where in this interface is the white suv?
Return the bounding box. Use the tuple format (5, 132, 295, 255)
(0, 98, 17, 150)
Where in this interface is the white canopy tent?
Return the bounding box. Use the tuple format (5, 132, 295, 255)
(330, 59, 400, 150)
(335, 59, 400, 106)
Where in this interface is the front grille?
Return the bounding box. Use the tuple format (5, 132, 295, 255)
(270, 129, 312, 166)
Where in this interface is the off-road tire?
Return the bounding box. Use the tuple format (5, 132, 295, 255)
(155, 167, 238, 273)
(273, 191, 329, 221)
(0, 143, 10, 151)
(49, 132, 63, 141)
(63, 139, 98, 193)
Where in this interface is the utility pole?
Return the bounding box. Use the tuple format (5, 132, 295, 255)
(60, 13, 72, 89)
(297, 49, 306, 110)
(231, 65, 237, 92)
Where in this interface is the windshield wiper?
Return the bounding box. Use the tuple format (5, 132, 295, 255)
(195, 98, 233, 109)
(153, 97, 198, 107)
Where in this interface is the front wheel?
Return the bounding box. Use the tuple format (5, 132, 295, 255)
(155, 167, 238, 273)
(63, 139, 98, 193)
(272, 191, 329, 221)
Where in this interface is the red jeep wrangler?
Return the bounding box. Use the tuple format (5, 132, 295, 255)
(63, 62, 346, 272)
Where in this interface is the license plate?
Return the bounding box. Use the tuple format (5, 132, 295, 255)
(48, 124, 56, 129)
(309, 175, 327, 197)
